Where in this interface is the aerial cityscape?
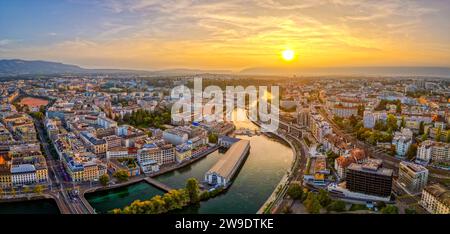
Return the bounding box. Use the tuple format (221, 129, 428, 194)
(0, 0, 449, 221)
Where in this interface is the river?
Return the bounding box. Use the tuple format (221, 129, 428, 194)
(0, 199, 60, 214)
(86, 111, 294, 214)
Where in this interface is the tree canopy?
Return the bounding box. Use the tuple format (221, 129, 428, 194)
(287, 184, 303, 200)
(119, 108, 171, 129)
(208, 133, 218, 144)
(33, 185, 44, 194)
(405, 144, 418, 160)
(326, 200, 346, 212)
(304, 192, 322, 214)
(100, 174, 110, 186)
(317, 189, 332, 207)
(111, 177, 214, 214)
(185, 178, 200, 204)
(113, 170, 129, 182)
(381, 205, 399, 214)
(111, 189, 189, 214)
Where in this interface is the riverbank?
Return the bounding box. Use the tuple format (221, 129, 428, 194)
(246, 115, 299, 213)
(82, 145, 220, 213)
(87, 133, 293, 214)
(84, 145, 220, 194)
(0, 193, 51, 203)
(87, 109, 293, 214)
(150, 145, 220, 177)
(84, 182, 165, 213)
(254, 130, 298, 214)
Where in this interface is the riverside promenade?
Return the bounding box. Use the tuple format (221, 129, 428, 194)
(251, 120, 303, 214)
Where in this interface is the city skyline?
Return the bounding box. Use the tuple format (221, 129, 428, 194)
(1, 0, 450, 71)
(1, 0, 450, 225)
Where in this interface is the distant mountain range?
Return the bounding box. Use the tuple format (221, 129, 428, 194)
(1, 59, 450, 77)
(153, 68, 231, 75)
(0, 59, 231, 76)
(0, 59, 86, 75)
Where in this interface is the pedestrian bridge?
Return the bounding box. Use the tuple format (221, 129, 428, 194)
(144, 177, 174, 192)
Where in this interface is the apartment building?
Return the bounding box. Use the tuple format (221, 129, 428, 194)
(396, 161, 428, 195)
(416, 140, 450, 164)
(62, 152, 106, 182)
(392, 128, 413, 157)
(420, 183, 450, 214)
(10, 155, 48, 186)
(103, 135, 123, 150)
(309, 113, 332, 143)
(334, 148, 367, 179)
(346, 159, 393, 198)
(331, 105, 358, 118)
(80, 131, 107, 156)
(137, 142, 176, 166)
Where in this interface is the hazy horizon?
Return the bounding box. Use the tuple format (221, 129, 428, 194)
(2, 58, 450, 78)
(2, 58, 450, 72)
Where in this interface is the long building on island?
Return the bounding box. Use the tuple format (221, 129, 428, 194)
(205, 139, 250, 187)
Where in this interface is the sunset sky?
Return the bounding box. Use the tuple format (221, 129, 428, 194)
(1, 0, 449, 71)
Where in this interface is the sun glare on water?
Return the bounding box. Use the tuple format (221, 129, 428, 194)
(282, 49, 295, 61)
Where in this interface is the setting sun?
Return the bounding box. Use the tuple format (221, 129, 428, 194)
(282, 49, 295, 61)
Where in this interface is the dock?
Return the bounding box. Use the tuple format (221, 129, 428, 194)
(204, 140, 250, 187)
